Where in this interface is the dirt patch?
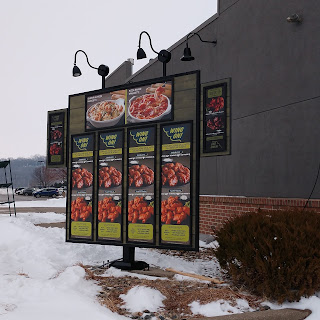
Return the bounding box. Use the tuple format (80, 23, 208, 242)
(34, 222, 65, 228)
(81, 264, 262, 320)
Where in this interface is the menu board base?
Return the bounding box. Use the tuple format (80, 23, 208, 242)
(109, 259, 149, 271)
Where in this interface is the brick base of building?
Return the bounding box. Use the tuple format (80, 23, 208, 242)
(199, 195, 320, 235)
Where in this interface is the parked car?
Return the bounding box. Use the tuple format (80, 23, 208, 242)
(58, 187, 67, 196)
(22, 188, 36, 196)
(15, 187, 26, 195)
(33, 188, 60, 198)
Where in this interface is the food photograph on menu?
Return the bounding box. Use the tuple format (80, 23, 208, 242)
(160, 122, 192, 246)
(85, 90, 126, 130)
(69, 134, 94, 240)
(85, 80, 173, 130)
(126, 81, 173, 124)
(97, 130, 123, 242)
(127, 126, 156, 244)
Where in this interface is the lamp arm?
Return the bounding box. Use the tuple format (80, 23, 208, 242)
(74, 50, 98, 70)
(138, 31, 159, 55)
(186, 32, 217, 45)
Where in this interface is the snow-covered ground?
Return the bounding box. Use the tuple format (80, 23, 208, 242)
(0, 201, 319, 319)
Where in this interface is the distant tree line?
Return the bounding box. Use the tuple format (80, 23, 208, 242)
(0, 155, 67, 189)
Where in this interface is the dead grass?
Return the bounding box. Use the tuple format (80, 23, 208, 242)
(80, 265, 262, 319)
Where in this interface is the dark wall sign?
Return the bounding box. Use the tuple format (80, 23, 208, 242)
(160, 121, 192, 246)
(48, 110, 65, 165)
(85, 80, 173, 131)
(97, 130, 123, 242)
(203, 83, 228, 153)
(69, 134, 94, 240)
(127, 126, 156, 244)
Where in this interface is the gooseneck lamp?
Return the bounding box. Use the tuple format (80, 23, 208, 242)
(73, 50, 110, 89)
(181, 32, 217, 62)
(137, 31, 171, 77)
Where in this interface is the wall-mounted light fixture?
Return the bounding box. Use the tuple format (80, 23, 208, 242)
(73, 50, 109, 89)
(137, 31, 171, 77)
(181, 32, 217, 62)
(287, 13, 302, 23)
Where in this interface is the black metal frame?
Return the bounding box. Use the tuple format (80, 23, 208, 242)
(0, 160, 16, 216)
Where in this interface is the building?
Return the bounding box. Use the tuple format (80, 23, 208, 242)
(102, 0, 320, 235)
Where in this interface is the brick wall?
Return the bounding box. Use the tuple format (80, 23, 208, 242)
(199, 196, 320, 235)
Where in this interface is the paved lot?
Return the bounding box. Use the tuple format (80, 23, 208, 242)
(0, 193, 59, 202)
(196, 308, 311, 320)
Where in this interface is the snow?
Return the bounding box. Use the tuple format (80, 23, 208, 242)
(13, 197, 66, 207)
(0, 198, 319, 319)
(265, 296, 320, 320)
(120, 286, 165, 313)
(190, 299, 253, 317)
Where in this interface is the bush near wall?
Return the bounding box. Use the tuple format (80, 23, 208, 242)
(215, 209, 320, 303)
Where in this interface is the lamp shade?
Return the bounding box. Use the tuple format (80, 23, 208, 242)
(72, 65, 82, 77)
(180, 47, 194, 61)
(137, 47, 147, 60)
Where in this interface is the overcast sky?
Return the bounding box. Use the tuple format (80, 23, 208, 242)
(0, 0, 217, 159)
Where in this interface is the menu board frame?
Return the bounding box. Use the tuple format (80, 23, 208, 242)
(85, 78, 174, 131)
(96, 129, 124, 244)
(66, 71, 200, 251)
(126, 125, 157, 246)
(202, 79, 231, 156)
(159, 121, 193, 248)
(47, 109, 66, 167)
(68, 133, 95, 242)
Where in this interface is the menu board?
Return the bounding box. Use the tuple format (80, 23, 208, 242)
(85, 80, 173, 130)
(160, 122, 192, 246)
(48, 111, 65, 165)
(70, 134, 94, 240)
(203, 83, 227, 153)
(97, 130, 123, 242)
(127, 126, 156, 244)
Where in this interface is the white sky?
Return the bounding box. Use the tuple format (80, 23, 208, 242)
(0, 0, 217, 159)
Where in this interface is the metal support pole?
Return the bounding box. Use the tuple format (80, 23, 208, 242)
(162, 62, 167, 77)
(102, 76, 105, 89)
(123, 246, 135, 263)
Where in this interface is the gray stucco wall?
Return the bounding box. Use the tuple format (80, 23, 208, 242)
(105, 59, 133, 88)
(107, 0, 320, 199)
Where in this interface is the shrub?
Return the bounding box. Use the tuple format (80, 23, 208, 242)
(215, 209, 320, 303)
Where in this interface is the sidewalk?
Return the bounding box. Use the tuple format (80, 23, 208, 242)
(196, 308, 311, 320)
(0, 207, 65, 214)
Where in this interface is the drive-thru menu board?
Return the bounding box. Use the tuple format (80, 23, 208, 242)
(97, 130, 123, 242)
(70, 134, 94, 240)
(160, 122, 192, 245)
(203, 83, 227, 153)
(127, 126, 156, 244)
(48, 110, 65, 165)
(66, 71, 200, 250)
